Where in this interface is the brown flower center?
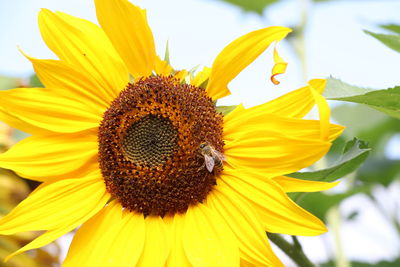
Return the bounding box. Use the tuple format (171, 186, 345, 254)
(98, 75, 224, 216)
(122, 114, 178, 166)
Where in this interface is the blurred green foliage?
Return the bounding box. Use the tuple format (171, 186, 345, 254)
(0, 169, 60, 267)
(212, 0, 372, 15)
(0, 76, 19, 91)
(380, 24, 400, 35)
(325, 78, 400, 119)
(289, 138, 370, 183)
(333, 104, 400, 186)
(365, 30, 400, 53)
(320, 24, 400, 267)
(212, 0, 278, 15)
(297, 185, 371, 223)
(216, 105, 237, 115)
(28, 75, 43, 88)
(322, 258, 400, 267)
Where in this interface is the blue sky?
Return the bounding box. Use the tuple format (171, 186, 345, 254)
(1, 0, 400, 108)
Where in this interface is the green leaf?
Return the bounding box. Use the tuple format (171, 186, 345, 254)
(164, 40, 170, 64)
(297, 186, 371, 222)
(323, 77, 372, 99)
(216, 105, 237, 115)
(29, 74, 43, 87)
(380, 24, 400, 34)
(358, 159, 400, 187)
(331, 104, 400, 187)
(332, 104, 400, 152)
(288, 138, 370, 183)
(334, 87, 400, 119)
(216, 0, 278, 15)
(332, 104, 391, 138)
(364, 30, 400, 53)
(323, 136, 347, 163)
(325, 78, 400, 119)
(0, 75, 19, 90)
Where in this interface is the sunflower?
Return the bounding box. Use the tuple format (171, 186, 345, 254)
(0, 0, 344, 266)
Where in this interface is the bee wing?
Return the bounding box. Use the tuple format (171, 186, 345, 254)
(204, 155, 215, 172)
(212, 150, 226, 161)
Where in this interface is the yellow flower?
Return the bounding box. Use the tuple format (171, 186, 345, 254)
(0, 0, 344, 266)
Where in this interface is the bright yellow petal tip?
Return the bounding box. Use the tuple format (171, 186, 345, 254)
(174, 70, 188, 83)
(94, 0, 156, 78)
(154, 56, 173, 76)
(207, 26, 292, 100)
(309, 79, 327, 94)
(271, 46, 288, 85)
(309, 79, 330, 140)
(191, 66, 211, 88)
(273, 176, 340, 193)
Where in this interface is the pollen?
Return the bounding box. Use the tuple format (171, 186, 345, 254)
(98, 75, 224, 216)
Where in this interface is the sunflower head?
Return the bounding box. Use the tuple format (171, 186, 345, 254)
(98, 75, 224, 216)
(0, 0, 345, 266)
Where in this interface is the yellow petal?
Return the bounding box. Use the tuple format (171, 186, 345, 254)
(273, 176, 339, 193)
(5, 228, 69, 262)
(0, 87, 100, 134)
(191, 66, 211, 88)
(0, 174, 108, 236)
(183, 203, 239, 267)
(253, 79, 327, 118)
(224, 111, 344, 143)
(207, 186, 283, 267)
(155, 56, 173, 76)
(241, 259, 258, 267)
(0, 132, 98, 181)
(223, 94, 339, 176)
(23, 53, 113, 110)
(221, 167, 327, 236)
(165, 214, 192, 267)
(271, 47, 287, 85)
(310, 84, 331, 140)
(174, 70, 188, 83)
(5, 192, 107, 262)
(0, 110, 45, 136)
(224, 130, 331, 177)
(136, 216, 170, 267)
(223, 104, 245, 123)
(207, 26, 291, 100)
(95, 0, 156, 78)
(39, 9, 128, 96)
(64, 201, 145, 267)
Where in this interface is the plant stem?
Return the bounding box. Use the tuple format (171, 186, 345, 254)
(267, 233, 315, 267)
(327, 207, 351, 267)
(368, 192, 400, 241)
(294, 0, 310, 83)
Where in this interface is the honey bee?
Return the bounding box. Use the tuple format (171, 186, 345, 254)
(199, 142, 226, 172)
